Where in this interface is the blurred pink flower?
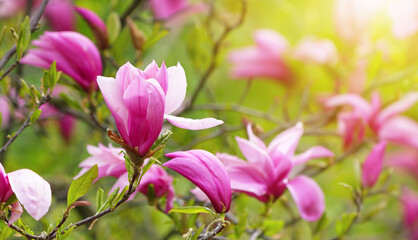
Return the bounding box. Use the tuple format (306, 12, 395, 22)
(0, 97, 11, 128)
(348, 60, 368, 94)
(387, 148, 418, 179)
(334, 0, 383, 42)
(218, 123, 333, 221)
(77, 144, 175, 212)
(21, 31, 103, 93)
(0, 163, 51, 225)
(326, 92, 418, 149)
(75, 6, 108, 50)
(361, 141, 386, 188)
(165, 150, 231, 213)
(43, 0, 75, 31)
(0, 0, 26, 18)
(401, 188, 418, 240)
(293, 37, 338, 65)
(149, 0, 188, 19)
(228, 29, 292, 83)
(388, 0, 418, 39)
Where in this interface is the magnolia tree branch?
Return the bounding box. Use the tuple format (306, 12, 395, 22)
(0, 96, 51, 155)
(0, 0, 50, 76)
(186, 0, 247, 109)
(120, 0, 145, 27)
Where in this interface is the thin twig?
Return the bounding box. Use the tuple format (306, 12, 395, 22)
(0, 96, 51, 155)
(199, 222, 227, 240)
(0, 0, 50, 72)
(186, 0, 247, 109)
(120, 0, 145, 27)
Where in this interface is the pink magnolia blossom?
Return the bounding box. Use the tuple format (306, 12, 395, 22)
(388, 0, 418, 39)
(0, 0, 26, 18)
(0, 163, 51, 224)
(21, 31, 103, 93)
(97, 62, 222, 155)
(0, 97, 11, 128)
(361, 141, 386, 188)
(74, 6, 108, 50)
(164, 150, 231, 213)
(293, 37, 338, 65)
(334, 0, 383, 42)
(217, 123, 334, 221)
(326, 92, 418, 149)
(43, 0, 75, 31)
(228, 29, 292, 83)
(149, 0, 188, 19)
(387, 148, 418, 179)
(401, 188, 418, 240)
(77, 144, 175, 212)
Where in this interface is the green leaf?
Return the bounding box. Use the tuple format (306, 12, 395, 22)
(16, 16, 31, 61)
(169, 206, 217, 218)
(190, 224, 205, 240)
(0, 26, 7, 47)
(262, 219, 284, 236)
(314, 213, 329, 235)
(9, 27, 18, 41)
(20, 79, 33, 99)
(143, 23, 168, 51)
(335, 212, 357, 238)
(67, 165, 98, 207)
(0, 223, 13, 240)
(137, 158, 156, 187)
(30, 109, 42, 124)
(0, 113, 2, 128)
(48, 61, 60, 91)
(3, 194, 17, 210)
(106, 12, 120, 44)
(96, 187, 104, 212)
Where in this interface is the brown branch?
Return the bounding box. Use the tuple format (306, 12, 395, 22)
(199, 221, 227, 240)
(0, 96, 51, 155)
(186, 0, 247, 109)
(120, 0, 145, 27)
(0, 0, 50, 72)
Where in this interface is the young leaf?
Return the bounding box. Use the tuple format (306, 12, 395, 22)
(67, 165, 98, 207)
(0, 26, 7, 46)
(96, 187, 104, 211)
(0, 223, 13, 240)
(262, 219, 284, 236)
(106, 12, 120, 44)
(335, 212, 357, 238)
(190, 224, 205, 240)
(16, 16, 31, 61)
(169, 206, 217, 218)
(137, 158, 156, 187)
(20, 79, 33, 99)
(30, 109, 42, 124)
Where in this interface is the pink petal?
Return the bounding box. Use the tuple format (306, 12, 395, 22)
(376, 92, 418, 128)
(165, 150, 231, 213)
(164, 114, 223, 130)
(387, 149, 418, 179)
(236, 137, 274, 177)
(8, 169, 51, 221)
(325, 94, 372, 120)
(267, 122, 304, 159)
(149, 0, 188, 19)
(246, 124, 267, 149)
(74, 6, 107, 35)
(293, 146, 334, 165)
(337, 112, 366, 149)
(43, 0, 76, 31)
(9, 202, 23, 225)
(361, 142, 386, 188)
(253, 29, 289, 55)
(97, 76, 130, 145)
(165, 63, 187, 114)
(378, 116, 418, 148)
(286, 176, 325, 221)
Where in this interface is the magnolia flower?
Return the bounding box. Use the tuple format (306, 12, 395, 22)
(97, 61, 222, 156)
(43, 0, 75, 31)
(164, 150, 231, 213)
(361, 141, 386, 188)
(0, 163, 51, 224)
(218, 123, 334, 221)
(77, 144, 175, 212)
(21, 31, 102, 92)
(401, 188, 418, 240)
(149, 0, 188, 19)
(0, 97, 11, 128)
(387, 148, 418, 179)
(0, 0, 26, 18)
(326, 92, 418, 149)
(75, 6, 108, 50)
(228, 29, 292, 83)
(293, 37, 338, 65)
(388, 0, 418, 39)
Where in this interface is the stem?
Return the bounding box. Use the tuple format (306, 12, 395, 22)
(186, 0, 247, 109)
(120, 0, 145, 27)
(0, 0, 50, 72)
